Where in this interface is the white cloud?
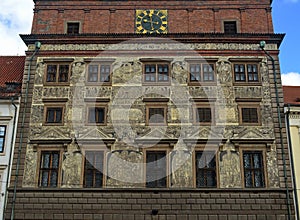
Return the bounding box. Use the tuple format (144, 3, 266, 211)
(0, 0, 34, 55)
(281, 72, 300, 86)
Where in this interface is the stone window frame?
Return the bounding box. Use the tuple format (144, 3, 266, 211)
(232, 62, 261, 84)
(0, 125, 7, 154)
(187, 62, 216, 85)
(36, 147, 64, 188)
(86, 62, 112, 85)
(237, 100, 261, 126)
(85, 104, 108, 126)
(143, 145, 171, 188)
(239, 146, 267, 188)
(222, 20, 240, 34)
(192, 100, 215, 125)
(43, 103, 65, 126)
(142, 61, 171, 85)
(193, 147, 219, 188)
(81, 146, 108, 188)
(44, 63, 71, 85)
(145, 100, 168, 126)
(65, 21, 81, 34)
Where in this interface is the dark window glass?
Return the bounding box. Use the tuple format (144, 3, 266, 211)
(224, 21, 237, 34)
(84, 151, 104, 188)
(88, 107, 105, 124)
(189, 63, 215, 82)
(144, 63, 169, 83)
(146, 151, 167, 188)
(67, 22, 80, 34)
(196, 108, 212, 123)
(242, 108, 258, 123)
(0, 126, 6, 153)
(243, 151, 265, 188)
(148, 108, 165, 124)
(196, 151, 217, 187)
(39, 151, 60, 187)
(87, 64, 111, 83)
(46, 108, 63, 123)
(46, 64, 69, 83)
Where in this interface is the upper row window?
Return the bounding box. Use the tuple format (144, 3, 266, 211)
(0, 126, 6, 153)
(44, 62, 260, 85)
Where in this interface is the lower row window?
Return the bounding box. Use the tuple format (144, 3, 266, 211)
(38, 150, 265, 188)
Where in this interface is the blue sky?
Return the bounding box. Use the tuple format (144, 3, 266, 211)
(0, 0, 299, 85)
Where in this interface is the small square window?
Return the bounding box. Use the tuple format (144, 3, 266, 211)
(67, 22, 80, 34)
(45, 107, 63, 124)
(243, 151, 265, 188)
(143, 63, 169, 83)
(241, 107, 258, 124)
(46, 64, 70, 83)
(87, 64, 111, 83)
(196, 108, 212, 123)
(87, 107, 106, 124)
(39, 151, 60, 187)
(224, 21, 237, 34)
(0, 126, 6, 153)
(147, 107, 166, 125)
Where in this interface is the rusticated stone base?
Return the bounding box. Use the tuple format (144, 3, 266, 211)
(4, 189, 294, 220)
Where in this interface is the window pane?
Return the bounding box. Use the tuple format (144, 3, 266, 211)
(190, 64, 201, 81)
(88, 108, 96, 123)
(146, 151, 167, 188)
(42, 153, 50, 168)
(96, 108, 105, 123)
(224, 21, 237, 34)
(243, 152, 265, 188)
(203, 64, 214, 81)
(39, 151, 60, 187)
(197, 108, 212, 123)
(196, 151, 216, 188)
(0, 138, 4, 152)
(46, 65, 57, 82)
(88, 65, 98, 82)
(50, 171, 58, 187)
(67, 23, 79, 34)
(242, 108, 258, 123)
(0, 126, 5, 136)
(55, 109, 62, 123)
(234, 64, 246, 82)
(247, 64, 259, 82)
(58, 65, 69, 82)
(41, 171, 49, 187)
(100, 65, 110, 82)
(149, 108, 165, 124)
(84, 151, 104, 188)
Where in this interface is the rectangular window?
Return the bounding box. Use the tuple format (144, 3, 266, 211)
(147, 107, 166, 125)
(39, 151, 60, 187)
(224, 21, 237, 34)
(146, 151, 167, 188)
(189, 63, 215, 83)
(87, 107, 106, 124)
(144, 63, 169, 83)
(84, 151, 104, 188)
(234, 64, 259, 83)
(87, 64, 111, 83)
(196, 108, 212, 123)
(0, 126, 6, 153)
(195, 151, 217, 187)
(45, 107, 63, 124)
(67, 22, 80, 34)
(243, 151, 265, 188)
(241, 107, 259, 124)
(46, 64, 70, 83)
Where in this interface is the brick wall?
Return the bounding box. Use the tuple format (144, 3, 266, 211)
(4, 189, 294, 220)
(31, 0, 273, 34)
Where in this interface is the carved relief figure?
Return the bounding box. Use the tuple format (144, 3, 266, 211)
(171, 150, 193, 187)
(216, 58, 232, 83)
(35, 62, 45, 84)
(23, 145, 37, 187)
(62, 141, 82, 188)
(219, 139, 242, 188)
(171, 61, 188, 84)
(267, 141, 280, 188)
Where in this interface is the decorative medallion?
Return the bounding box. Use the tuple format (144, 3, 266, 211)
(136, 9, 168, 34)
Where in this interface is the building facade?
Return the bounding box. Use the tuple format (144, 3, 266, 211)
(0, 56, 24, 219)
(284, 86, 300, 219)
(4, 0, 294, 219)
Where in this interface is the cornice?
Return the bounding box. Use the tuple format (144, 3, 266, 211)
(21, 33, 285, 49)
